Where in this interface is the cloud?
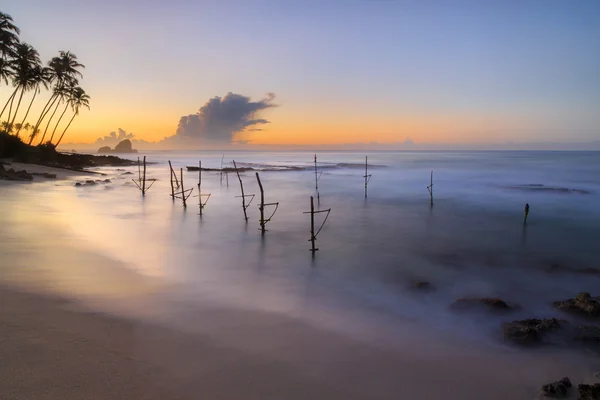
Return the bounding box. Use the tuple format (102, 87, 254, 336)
(94, 128, 135, 146)
(173, 92, 276, 143)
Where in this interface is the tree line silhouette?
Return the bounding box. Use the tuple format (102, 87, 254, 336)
(0, 11, 89, 148)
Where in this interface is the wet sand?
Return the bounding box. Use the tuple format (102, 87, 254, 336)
(2, 280, 600, 400)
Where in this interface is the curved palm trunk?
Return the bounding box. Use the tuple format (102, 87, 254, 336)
(6, 91, 17, 131)
(49, 103, 69, 144)
(16, 90, 38, 137)
(9, 86, 26, 136)
(54, 112, 77, 148)
(34, 94, 59, 145)
(40, 100, 61, 144)
(0, 87, 19, 121)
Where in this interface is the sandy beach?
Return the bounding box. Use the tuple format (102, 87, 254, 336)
(2, 282, 598, 400)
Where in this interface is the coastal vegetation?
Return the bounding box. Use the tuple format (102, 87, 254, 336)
(0, 10, 89, 158)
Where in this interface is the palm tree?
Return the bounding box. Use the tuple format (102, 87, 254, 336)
(34, 51, 84, 144)
(54, 86, 89, 147)
(49, 84, 75, 143)
(16, 66, 51, 138)
(0, 12, 19, 96)
(6, 42, 41, 134)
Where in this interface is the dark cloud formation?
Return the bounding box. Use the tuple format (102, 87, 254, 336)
(174, 92, 276, 143)
(95, 128, 135, 146)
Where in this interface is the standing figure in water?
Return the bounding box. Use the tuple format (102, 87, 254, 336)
(524, 203, 530, 225)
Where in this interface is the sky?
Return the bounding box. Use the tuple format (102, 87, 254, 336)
(2, 0, 600, 148)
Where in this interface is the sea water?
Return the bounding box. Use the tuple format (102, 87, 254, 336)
(1, 150, 600, 348)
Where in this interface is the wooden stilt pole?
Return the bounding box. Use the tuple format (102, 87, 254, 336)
(314, 154, 319, 203)
(168, 160, 175, 199)
(524, 203, 530, 225)
(234, 160, 249, 222)
(310, 196, 316, 252)
(198, 160, 201, 188)
(137, 157, 141, 187)
(427, 170, 434, 206)
(256, 172, 265, 234)
(142, 156, 147, 195)
(180, 168, 186, 207)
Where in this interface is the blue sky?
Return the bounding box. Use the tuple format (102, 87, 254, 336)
(3, 0, 600, 145)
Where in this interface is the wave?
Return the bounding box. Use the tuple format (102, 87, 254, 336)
(503, 184, 592, 195)
(186, 161, 387, 173)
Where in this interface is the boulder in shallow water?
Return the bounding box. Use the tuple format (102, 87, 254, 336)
(553, 292, 600, 318)
(574, 325, 600, 343)
(451, 297, 513, 312)
(98, 146, 112, 153)
(411, 280, 434, 291)
(578, 383, 600, 400)
(503, 318, 563, 345)
(541, 377, 572, 398)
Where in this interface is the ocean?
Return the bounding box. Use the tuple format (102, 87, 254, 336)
(1, 150, 599, 358)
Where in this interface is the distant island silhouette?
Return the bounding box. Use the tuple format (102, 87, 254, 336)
(98, 139, 137, 154)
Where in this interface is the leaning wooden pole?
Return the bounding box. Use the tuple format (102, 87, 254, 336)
(427, 170, 434, 206)
(142, 156, 147, 195)
(310, 196, 316, 252)
(168, 160, 175, 199)
(180, 168, 186, 207)
(198, 160, 201, 188)
(256, 172, 265, 234)
(234, 161, 248, 222)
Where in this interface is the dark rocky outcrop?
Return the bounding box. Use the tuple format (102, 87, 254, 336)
(121, 171, 133, 175)
(578, 383, 600, 400)
(503, 318, 563, 345)
(541, 377, 572, 398)
(0, 163, 33, 181)
(451, 297, 513, 312)
(554, 293, 600, 318)
(97, 139, 137, 154)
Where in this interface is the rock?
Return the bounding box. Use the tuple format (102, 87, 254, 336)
(451, 297, 513, 312)
(554, 292, 600, 318)
(503, 318, 563, 345)
(98, 146, 112, 153)
(30, 172, 57, 179)
(541, 377, 572, 398)
(578, 383, 600, 399)
(412, 280, 434, 291)
(85, 180, 97, 185)
(75, 182, 81, 187)
(121, 171, 133, 175)
(574, 325, 600, 343)
(113, 139, 136, 153)
(0, 164, 33, 181)
(103, 179, 111, 183)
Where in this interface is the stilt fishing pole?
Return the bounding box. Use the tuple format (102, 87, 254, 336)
(363, 156, 372, 198)
(303, 195, 331, 253)
(314, 154, 322, 203)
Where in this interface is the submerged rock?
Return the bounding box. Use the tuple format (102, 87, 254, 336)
(554, 292, 600, 318)
(574, 325, 600, 343)
(451, 297, 513, 312)
(503, 318, 563, 345)
(541, 377, 572, 398)
(578, 383, 600, 400)
(411, 280, 434, 291)
(121, 171, 133, 175)
(30, 172, 57, 179)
